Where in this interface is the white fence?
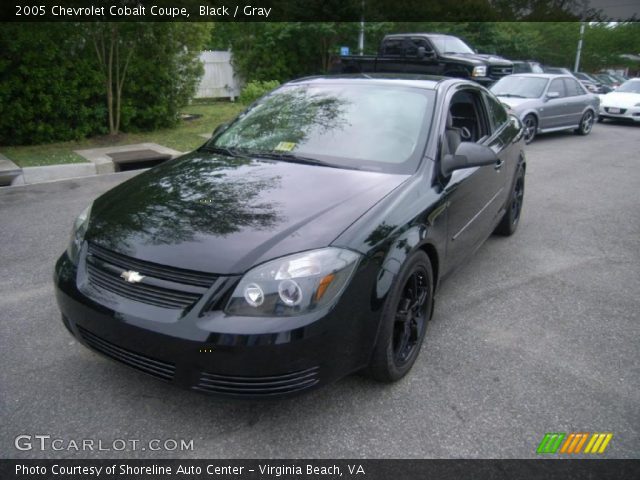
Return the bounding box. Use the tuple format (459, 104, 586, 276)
(195, 51, 242, 100)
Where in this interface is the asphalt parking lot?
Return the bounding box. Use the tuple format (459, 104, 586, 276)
(1, 121, 639, 459)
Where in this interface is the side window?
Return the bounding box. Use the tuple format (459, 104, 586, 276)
(448, 89, 490, 144)
(382, 39, 403, 56)
(563, 78, 577, 96)
(547, 79, 566, 98)
(483, 92, 509, 133)
(403, 38, 418, 57)
(565, 78, 586, 96)
(412, 38, 433, 54)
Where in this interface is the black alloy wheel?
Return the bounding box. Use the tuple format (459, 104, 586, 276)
(495, 165, 525, 236)
(366, 251, 433, 382)
(393, 268, 429, 367)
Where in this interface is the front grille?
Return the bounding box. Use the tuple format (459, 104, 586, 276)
(193, 366, 320, 396)
(86, 243, 217, 310)
(88, 243, 217, 287)
(605, 107, 627, 114)
(78, 326, 176, 381)
(490, 65, 513, 79)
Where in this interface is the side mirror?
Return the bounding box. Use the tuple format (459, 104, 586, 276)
(417, 46, 435, 60)
(212, 122, 230, 137)
(441, 142, 498, 176)
(545, 91, 560, 100)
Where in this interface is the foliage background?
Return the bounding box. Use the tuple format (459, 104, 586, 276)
(0, 22, 210, 146)
(208, 22, 640, 83)
(1, 21, 638, 147)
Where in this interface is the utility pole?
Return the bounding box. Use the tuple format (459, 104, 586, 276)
(358, 0, 365, 55)
(574, 22, 585, 72)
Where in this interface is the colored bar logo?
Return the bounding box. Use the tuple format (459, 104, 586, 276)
(537, 433, 613, 454)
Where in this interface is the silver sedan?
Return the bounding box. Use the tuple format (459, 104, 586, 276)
(490, 73, 600, 143)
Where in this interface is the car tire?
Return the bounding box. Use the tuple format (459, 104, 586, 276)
(575, 110, 595, 135)
(494, 165, 525, 236)
(365, 251, 433, 383)
(522, 114, 537, 144)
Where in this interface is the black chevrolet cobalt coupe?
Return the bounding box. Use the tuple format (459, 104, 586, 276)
(54, 75, 526, 398)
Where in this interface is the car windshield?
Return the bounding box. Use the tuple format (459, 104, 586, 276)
(490, 76, 549, 98)
(208, 84, 435, 174)
(430, 36, 475, 55)
(616, 80, 640, 94)
(595, 74, 614, 85)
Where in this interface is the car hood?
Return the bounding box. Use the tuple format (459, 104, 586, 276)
(86, 151, 408, 274)
(440, 52, 512, 67)
(496, 96, 539, 112)
(601, 91, 640, 107)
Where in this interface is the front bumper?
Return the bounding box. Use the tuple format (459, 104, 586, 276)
(599, 105, 640, 122)
(54, 252, 380, 399)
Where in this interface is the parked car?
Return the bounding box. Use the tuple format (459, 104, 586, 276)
(606, 73, 627, 83)
(593, 73, 620, 89)
(332, 33, 514, 85)
(598, 78, 640, 123)
(542, 66, 573, 75)
(54, 75, 526, 398)
(490, 73, 600, 143)
(512, 60, 544, 74)
(573, 72, 611, 94)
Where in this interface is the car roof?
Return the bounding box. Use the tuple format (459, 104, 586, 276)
(384, 33, 456, 38)
(505, 73, 574, 80)
(288, 74, 455, 91)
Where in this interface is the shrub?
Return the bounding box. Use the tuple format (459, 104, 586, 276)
(0, 23, 209, 146)
(239, 80, 281, 105)
(0, 24, 106, 145)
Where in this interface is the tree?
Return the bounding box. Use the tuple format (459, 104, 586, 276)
(86, 22, 210, 136)
(86, 23, 136, 135)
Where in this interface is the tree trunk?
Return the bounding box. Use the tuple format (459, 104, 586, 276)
(107, 27, 115, 135)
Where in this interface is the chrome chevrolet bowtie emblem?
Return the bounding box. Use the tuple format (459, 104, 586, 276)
(120, 270, 145, 283)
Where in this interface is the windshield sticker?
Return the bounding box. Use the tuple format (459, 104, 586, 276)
(275, 141, 296, 152)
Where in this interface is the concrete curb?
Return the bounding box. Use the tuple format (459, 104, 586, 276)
(3, 169, 145, 189)
(0, 154, 22, 186)
(1, 143, 185, 187)
(11, 163, 97, 185)
(75, 143, 183, 174)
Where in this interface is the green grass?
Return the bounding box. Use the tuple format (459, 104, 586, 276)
(1, 100, 245, 168)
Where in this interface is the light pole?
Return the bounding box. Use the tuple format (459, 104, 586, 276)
(358, 0, 365, 55)
(574, 22, 585, 72)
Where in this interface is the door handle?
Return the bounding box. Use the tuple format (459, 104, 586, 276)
(494, 159, 504, 170)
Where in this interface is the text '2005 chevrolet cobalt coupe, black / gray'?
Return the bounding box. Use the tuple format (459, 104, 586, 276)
(54, 75, 526, 398)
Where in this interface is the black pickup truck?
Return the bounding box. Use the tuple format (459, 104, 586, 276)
(332, 33, 513, 86)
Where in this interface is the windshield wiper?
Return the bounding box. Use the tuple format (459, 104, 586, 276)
(249, 151, 338, 168)
(200, 145, 242, 157)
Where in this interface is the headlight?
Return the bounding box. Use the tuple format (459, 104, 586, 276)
(225, 248, 361, 317)
(66, 204, 92, 265)
(472, 66, 487, 77)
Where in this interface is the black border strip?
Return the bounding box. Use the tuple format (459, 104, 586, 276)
(2, 0, 639, 22)
(2, 459, 640, 480)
